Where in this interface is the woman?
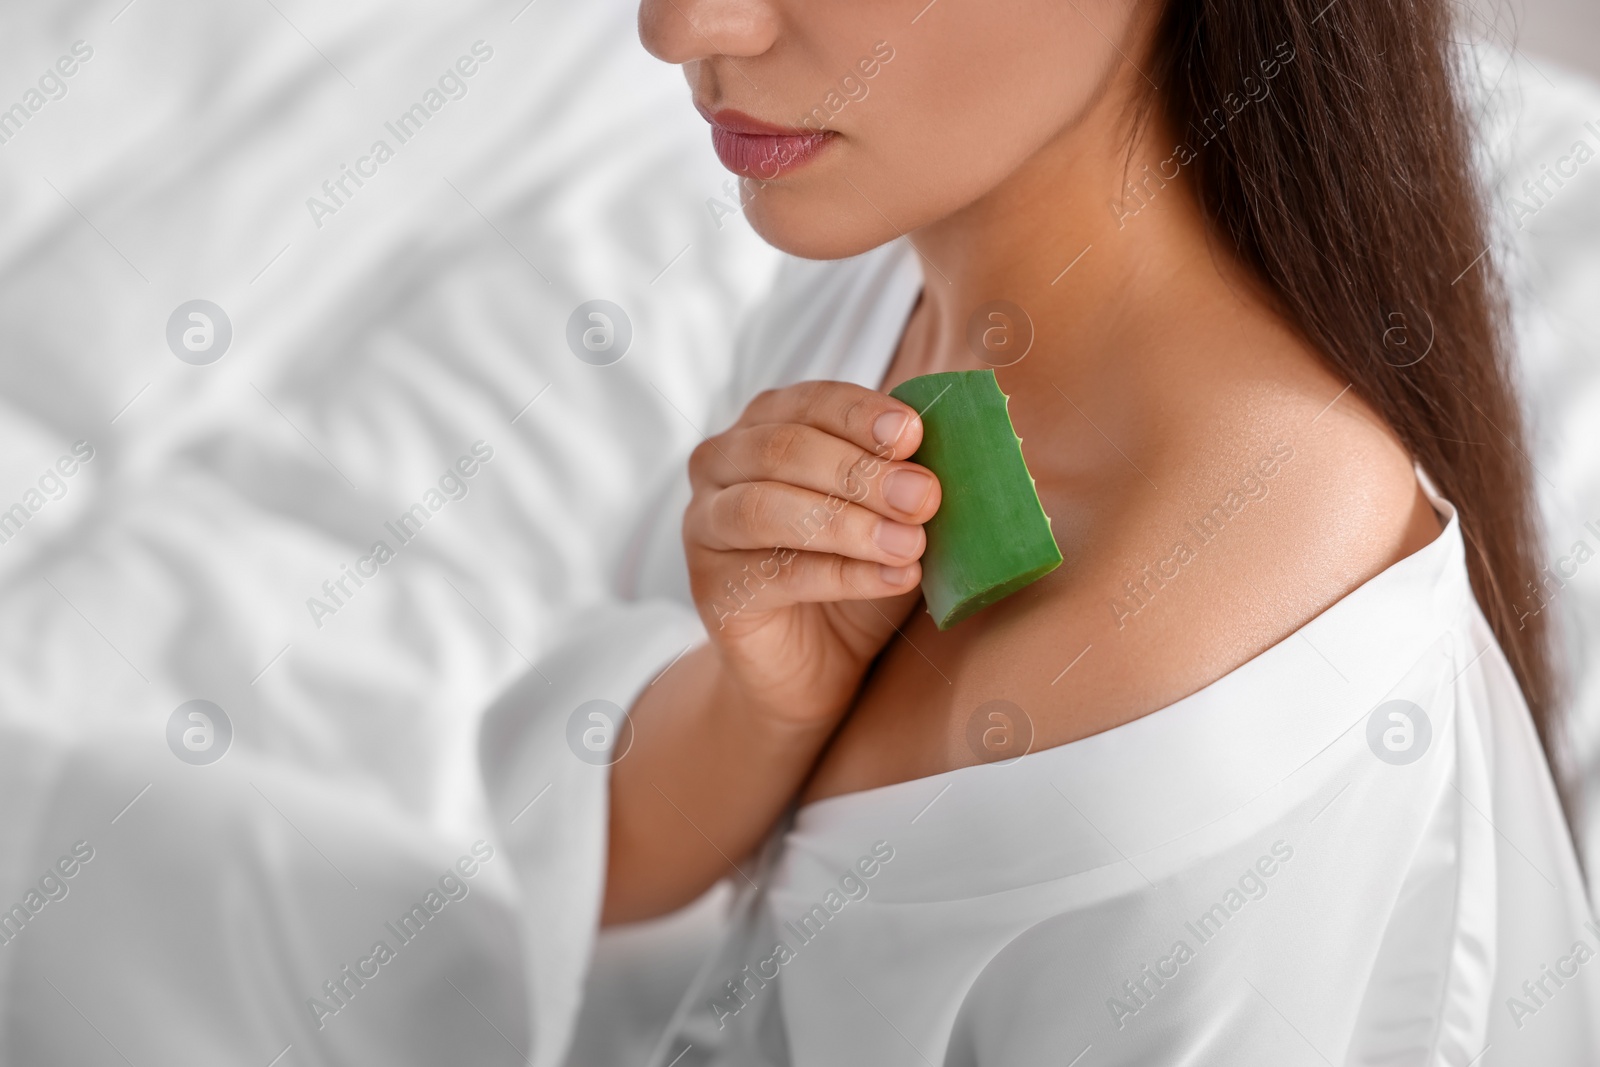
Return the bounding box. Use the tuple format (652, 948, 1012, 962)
(483, 0, 1599, 1063)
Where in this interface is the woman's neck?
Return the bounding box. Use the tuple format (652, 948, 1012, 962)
(890, 91, 1238, 395)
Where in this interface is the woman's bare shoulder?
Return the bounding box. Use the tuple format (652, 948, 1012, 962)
(972, 344, 1442, 752)
(806, 327, 1442, 802)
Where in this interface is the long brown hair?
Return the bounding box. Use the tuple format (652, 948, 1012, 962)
(1148, 2, 1572, 826)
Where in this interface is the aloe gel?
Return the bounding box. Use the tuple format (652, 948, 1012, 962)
(888, 369, 1062, 629)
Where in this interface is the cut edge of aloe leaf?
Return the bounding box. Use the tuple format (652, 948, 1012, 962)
(888, 369, 1062, 630)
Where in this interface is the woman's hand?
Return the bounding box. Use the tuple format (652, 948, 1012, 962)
(603, 380, 940, 925)
(684, 380, 941, 732)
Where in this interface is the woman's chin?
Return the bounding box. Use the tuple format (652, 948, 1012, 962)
(744, 202, 900, 262)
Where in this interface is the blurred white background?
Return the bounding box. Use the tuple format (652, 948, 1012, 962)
(0, 0, 1594, 1064)
(1512, 0, 1600, 79)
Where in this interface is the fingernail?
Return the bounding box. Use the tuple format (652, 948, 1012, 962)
(873, 520, 922, 559)
(873, 411, 910, 448)
(879, 564, 913, 585)
(883, 469, 934, 513)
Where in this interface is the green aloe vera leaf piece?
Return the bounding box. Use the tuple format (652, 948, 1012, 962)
(888, 369, 1062, 629)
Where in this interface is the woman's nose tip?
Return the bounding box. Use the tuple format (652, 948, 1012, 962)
(638, 0, 780, 65)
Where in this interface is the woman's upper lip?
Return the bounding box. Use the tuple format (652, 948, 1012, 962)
(697, 105, 819, 137)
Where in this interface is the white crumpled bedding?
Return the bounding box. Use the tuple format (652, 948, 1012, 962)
(0, 0, 1594, 1063)
(0, 0, 774, 1062)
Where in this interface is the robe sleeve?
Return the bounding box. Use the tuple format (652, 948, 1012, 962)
(474, 267, 787, 1067)
(477, 598, 710, 1067)
(472, 245, 913, 1066)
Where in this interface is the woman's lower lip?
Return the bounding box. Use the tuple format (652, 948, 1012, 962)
(710, 126, 833, 179)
